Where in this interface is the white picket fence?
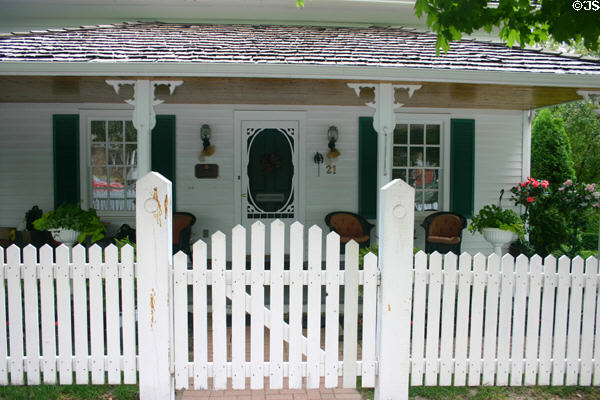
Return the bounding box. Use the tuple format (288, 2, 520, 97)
(2, 173, 600, 400)
(172, 222, 378, 390)
(409, 251, 600, 387)
(0, 244, 137, 386)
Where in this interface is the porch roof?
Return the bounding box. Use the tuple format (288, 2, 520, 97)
(0, 22, 599, 76)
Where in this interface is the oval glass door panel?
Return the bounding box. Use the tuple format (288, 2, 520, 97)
(246, 128, 294, 217)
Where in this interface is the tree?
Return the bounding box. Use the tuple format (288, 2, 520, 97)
(526, 108, 575, 255)
(413, 0, 600, 54)
(530, 108, 575, 185)
(549, 101, 600, 183)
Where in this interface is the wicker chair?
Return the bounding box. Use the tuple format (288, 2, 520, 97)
(324, 211, 375, 250)
(173, 212, 196, 255)
(421, 211, 467, 255)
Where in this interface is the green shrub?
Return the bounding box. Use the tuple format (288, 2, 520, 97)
(531, 109, 575, 186)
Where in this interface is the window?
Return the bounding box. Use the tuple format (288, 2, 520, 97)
(392, 119, 448, 212)
(89, 119, 137, 212)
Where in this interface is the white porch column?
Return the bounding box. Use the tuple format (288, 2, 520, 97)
(577, 90, 600, 256)
(348, 83, 421, 194)
(106, 79, 182, 176)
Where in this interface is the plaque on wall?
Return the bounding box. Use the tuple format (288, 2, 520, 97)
(195, 164, 219, 179)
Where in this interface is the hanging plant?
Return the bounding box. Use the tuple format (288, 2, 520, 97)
(260, 152, 282, 174)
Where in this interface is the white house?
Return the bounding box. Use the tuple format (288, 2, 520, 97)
(1, 0, 600, 254)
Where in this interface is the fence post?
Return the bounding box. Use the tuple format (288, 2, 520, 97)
(136, 172, 174, 400)
(375, 179, 414, 400)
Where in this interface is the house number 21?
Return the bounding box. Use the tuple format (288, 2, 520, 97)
(326, 165, 337, 175)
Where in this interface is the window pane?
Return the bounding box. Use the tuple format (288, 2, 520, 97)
(426, 125, 440, 145)
(125, 121, 137, 142)
(125, 144, 137, 167)
(108, 144, 123, 165)
(109, 167, 126, 199)
(91, 144, 106, 165)
(410, 147, 424, 167)
(424, 191, 439, 211)
(393, 147, 407, 167)
(425, 147, 440, 167)
(410, 124, 424, 145)
(414, 191, 424, 211)
(108, 121, 123, 142)
(392, 168, 407, 181)
(92, 167, 108, 210)
(91, 121, 106, 142)
(394, 124, 408, 144)
(409, 168, 424, 188)
(423, 169, 438, 189)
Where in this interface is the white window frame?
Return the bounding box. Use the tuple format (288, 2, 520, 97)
(394, 113, 451, 216)
(79, 110, 137, 218)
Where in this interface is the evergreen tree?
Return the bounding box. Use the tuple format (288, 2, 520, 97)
(550, 101, 600, 184)
(531, 108, 575, 186)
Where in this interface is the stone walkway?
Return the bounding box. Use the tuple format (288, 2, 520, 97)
(177, 378, 364, 399)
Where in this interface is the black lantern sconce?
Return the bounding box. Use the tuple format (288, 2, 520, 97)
(200, 124, 215, 157)
(327, 125, 340, 159)
(313, 152, 324, 176)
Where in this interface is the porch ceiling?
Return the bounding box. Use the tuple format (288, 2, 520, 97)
(0, 76, 590, 110)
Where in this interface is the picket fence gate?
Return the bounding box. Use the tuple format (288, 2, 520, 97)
(2, 172, 600, 400)
(171, 222, 378, 391)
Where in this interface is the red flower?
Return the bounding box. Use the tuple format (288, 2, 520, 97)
(532, 180, 540, 188)
(526, 196, 535, 203)
(541, 180, 549, 188)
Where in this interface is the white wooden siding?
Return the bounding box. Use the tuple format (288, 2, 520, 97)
(0, 103, 525, 254)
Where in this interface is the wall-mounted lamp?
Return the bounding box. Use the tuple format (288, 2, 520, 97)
(327, 126, 340, 159)
(200, 124, 215, 157)
(313, 152, 324, 176)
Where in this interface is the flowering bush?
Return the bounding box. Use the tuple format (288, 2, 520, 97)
(510, 177, 600, 257)
(510, 177, 550, 225)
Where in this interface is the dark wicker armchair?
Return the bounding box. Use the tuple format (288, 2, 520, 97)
(421, 211, 467, 255)
(324, 211, 375, 250)
(173, 212, 196, 255)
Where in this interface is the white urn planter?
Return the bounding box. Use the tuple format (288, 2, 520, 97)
(482, 228, 517, 256)
(49, 228, 81, 247)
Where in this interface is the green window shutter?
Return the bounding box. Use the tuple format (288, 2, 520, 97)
(53, 114, 80, 208)
(151, 115, 176, 209)
(450, 119, 475, 218)
(358, 117, 378, 219)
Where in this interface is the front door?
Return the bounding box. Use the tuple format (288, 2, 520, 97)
(235, 111, 305, 228)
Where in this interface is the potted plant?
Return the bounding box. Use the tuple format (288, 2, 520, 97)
(33, 204, 106, 246)
(468, 204, 524, 255)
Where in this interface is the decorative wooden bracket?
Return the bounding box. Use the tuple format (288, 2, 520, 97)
(347, 83, 421, 182)
(347, 83, 421, 134)
(106, 79, 182, 176)
(106, 80, 182, 131)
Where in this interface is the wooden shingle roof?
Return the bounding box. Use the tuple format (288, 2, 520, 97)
(1, 22, 599, 75)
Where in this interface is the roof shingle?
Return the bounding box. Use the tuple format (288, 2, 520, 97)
(0, 22, 599, 75)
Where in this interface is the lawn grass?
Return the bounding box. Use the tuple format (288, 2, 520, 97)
(357, 385, 600, 399)
(0, 384, 138, 400)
